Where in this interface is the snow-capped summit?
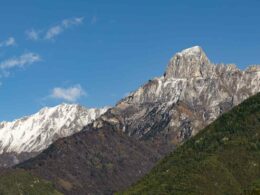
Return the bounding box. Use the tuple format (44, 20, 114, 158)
(0, 104, 108, 154)
(178, 45, 202, 56)
(165, 46, 211, 78)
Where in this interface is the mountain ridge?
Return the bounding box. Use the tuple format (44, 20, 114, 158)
(0, 104, 108, 166)
(92, 46, 260, 146)
(16, 46, 260, 194)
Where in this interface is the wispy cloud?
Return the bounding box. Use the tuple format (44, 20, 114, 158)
(62, 17, 84, 27)
(25, 17, 84, 41)
(0, 37, 16, 47)
(45, 25, 64, 40)
(0, 52, 41, 76)
(50, 85, 86, 102)
(45, 17, 84, 40)
(26, 29, 40, 41)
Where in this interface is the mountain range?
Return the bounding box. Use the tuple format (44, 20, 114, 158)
(0, 104, 108, 167)
(0, 46, 259, 194)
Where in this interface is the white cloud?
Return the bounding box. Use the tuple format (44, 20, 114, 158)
(44, 17, 84, 40)
(62, 17, 84, 27)
(25, 17, 84, 41)
(0, 37, 16, 47)
(0, 52, 41, 73)
(45, 26, 63, 40)
(50, 85, 86, 102)
(26, 29, 40, 41)
(5, 37, 16, 46)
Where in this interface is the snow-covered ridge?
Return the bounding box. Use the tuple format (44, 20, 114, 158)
(0, 104, 108, 154)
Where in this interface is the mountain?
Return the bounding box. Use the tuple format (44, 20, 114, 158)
(122, 92, 260, 195)
(83, 46, 260, 152)
(0, 104, 108, 167)
(14, 46, 260, 194)
(2, 93, 259, 195)
(109, 46, 260, 145)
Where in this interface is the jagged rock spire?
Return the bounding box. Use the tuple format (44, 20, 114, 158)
(165, 46, 212, 79)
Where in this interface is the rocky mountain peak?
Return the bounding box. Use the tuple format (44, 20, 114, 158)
(102, 46, 260, 145)
(165, 46, 212, 79)
(178, 46, 204, 57)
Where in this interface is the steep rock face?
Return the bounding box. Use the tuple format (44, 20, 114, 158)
(165, 46, 212, 78)
(0, 104, 108, 166)
(19, 46, 260, 194)
(90, 46, 260, 147)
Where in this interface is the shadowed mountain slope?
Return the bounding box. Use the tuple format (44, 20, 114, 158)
(18, 122, 160, 194)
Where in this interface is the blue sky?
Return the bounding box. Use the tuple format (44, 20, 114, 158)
(0, 0, 259, 121)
